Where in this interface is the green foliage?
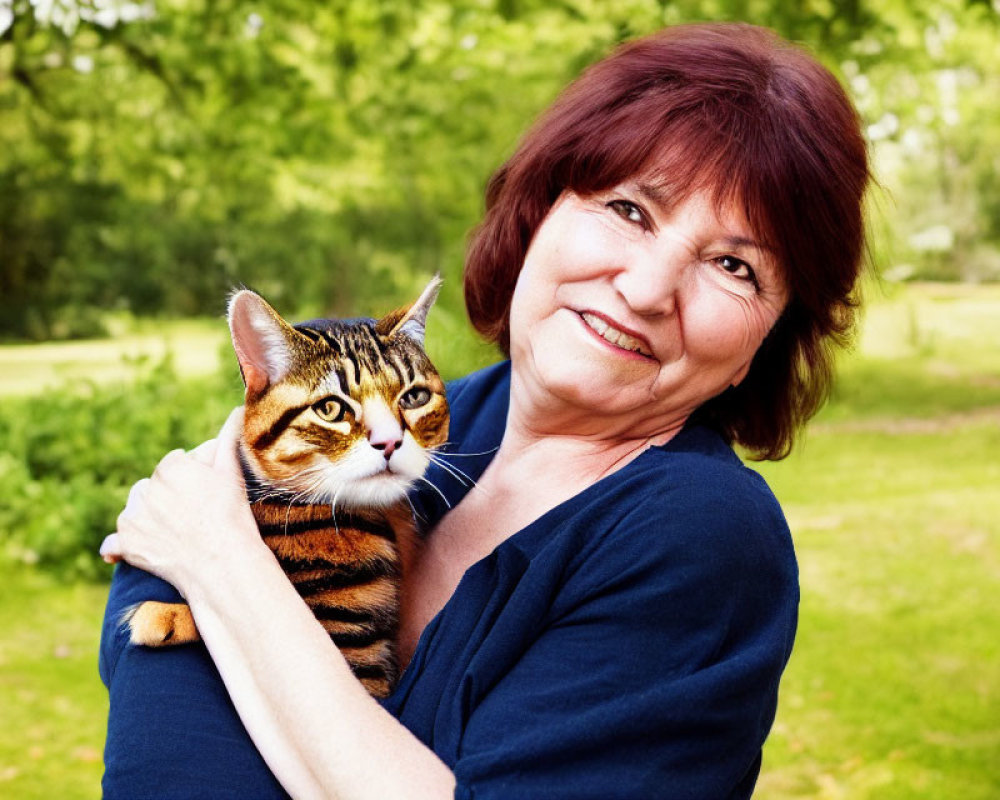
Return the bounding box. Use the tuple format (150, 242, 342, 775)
(0, 357, 242, 577)
(1, 1, 998, 339)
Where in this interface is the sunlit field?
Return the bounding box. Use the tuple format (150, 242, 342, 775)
(0, 568, 107, 799)
(755, 282, 1000, 798)
(0, 317, 226, 397)
(0, 303, 498, 397)
(0, 282, 997, 798)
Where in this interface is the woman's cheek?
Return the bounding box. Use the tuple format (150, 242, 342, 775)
(684, 294, 762, 370)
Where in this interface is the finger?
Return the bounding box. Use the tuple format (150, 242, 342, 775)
(100, 533, 122, 564)
(121, 478, 150, 519)
(153, 448, 187, 478)
(213, 406, 246, 475)
(189, 437, 218, 465)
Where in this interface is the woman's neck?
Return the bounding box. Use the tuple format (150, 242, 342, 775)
(499, 367, 689, 480)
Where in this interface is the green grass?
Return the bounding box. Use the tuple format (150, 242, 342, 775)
(0, 568, 108, 799)
(0, 317, 227, 397)
(755, 425, 1000, 798)
(0, 282, 998, 798)
(752, 282, 1000, 798)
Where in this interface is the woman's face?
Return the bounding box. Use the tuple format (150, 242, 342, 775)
(507, 182, 789, 439)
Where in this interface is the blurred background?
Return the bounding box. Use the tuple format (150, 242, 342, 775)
(0, 1, 997, 797)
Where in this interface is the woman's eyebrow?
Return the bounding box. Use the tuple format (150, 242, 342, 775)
(722, 235, 775, 254)
(631, 181, 777, 255)
(634, 181, 672, 209)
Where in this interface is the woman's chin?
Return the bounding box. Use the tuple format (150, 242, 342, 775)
(525, 339, 657, 409)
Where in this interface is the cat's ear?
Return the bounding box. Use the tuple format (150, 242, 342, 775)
(375, 273, 443, 346)
(227, 290, 299, 397)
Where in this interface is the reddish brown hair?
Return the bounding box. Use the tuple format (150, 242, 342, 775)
(464, 22, 870, 459)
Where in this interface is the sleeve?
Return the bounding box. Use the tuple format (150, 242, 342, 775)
(99, 563, 289, 800)
(451, 479, 799, 800)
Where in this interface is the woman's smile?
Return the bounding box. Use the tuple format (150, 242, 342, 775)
(508, 187, 788, 430)
(576, 310, 655, 359)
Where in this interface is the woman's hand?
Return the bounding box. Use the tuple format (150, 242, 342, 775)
(100, 407, 263, 595)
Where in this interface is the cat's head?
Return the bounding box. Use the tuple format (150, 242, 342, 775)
(227, 276, 449, 509)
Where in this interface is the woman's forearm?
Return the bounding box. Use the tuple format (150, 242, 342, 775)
(184, 541, 456, 800)
(103, 411, 454, 798)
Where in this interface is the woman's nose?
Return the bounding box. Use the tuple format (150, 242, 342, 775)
(612, 243, 683, 317)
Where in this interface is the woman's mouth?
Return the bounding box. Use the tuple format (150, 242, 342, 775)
(579, 312, 654, 358)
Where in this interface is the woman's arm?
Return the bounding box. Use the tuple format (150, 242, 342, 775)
(180, 538, 454, 800)
(101, 409, 455, 800)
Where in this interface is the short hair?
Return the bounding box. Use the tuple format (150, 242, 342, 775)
(464, 22, 871, 460)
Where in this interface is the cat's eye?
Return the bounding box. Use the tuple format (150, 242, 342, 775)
(399, 387, 432, 410)
(313, 397, 347, 422)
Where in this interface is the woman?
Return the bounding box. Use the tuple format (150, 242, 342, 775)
(100, 22, 869, 799)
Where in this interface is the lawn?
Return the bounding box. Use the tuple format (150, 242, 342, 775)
(0, 317, 227, 397)
(0, 282, 997, 798)
(754, 282, 1000, 798)
(0, 568, 108, 799)
(755, 423, 1000, 798)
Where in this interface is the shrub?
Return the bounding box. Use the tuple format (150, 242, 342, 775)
(0, 358, 242, 578)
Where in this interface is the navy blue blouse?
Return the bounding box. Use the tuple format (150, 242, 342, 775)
(100, 361, 798, 799)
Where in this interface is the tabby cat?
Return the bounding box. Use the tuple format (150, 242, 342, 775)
(126, 276, 449, 698)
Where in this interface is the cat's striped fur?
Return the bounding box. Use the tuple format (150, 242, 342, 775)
(127, 277, 449, 698)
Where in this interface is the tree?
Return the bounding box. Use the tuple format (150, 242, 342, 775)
(1, 0, 998, 340)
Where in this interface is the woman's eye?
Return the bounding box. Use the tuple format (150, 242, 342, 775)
(607, 200, 647, 227)
(717, 255, 759, 287)
(312, 397, 347, 422)
(399, 387, 432, 410)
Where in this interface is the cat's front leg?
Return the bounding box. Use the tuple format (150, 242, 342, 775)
(125, 601, 202, 646)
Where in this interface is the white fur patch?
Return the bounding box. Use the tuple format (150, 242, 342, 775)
(275, 434, 429, 510)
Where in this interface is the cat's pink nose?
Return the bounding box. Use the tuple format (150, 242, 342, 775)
(362, 398, 404, 461)
(370, 435, 402, 460)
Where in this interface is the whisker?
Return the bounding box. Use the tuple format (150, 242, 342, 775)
(404, 493, 427, 527)
(248, 486, 293, 504)
(283, 497, 296, 534)
(427, 453, 477, 488)
(289, 464, 337, 507)
(432, 444, 500, 459)
(416, 475, 452, 510)
(282, 485, 317, 534)
(330, 485, 343, 536)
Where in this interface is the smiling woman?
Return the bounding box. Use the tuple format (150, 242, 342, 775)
(466, 23, 869, 459)
(100, 21, 871, 800)
(506, 189, 789, 446)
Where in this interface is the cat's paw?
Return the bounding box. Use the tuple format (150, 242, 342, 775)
(124, 601, 201, 647)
